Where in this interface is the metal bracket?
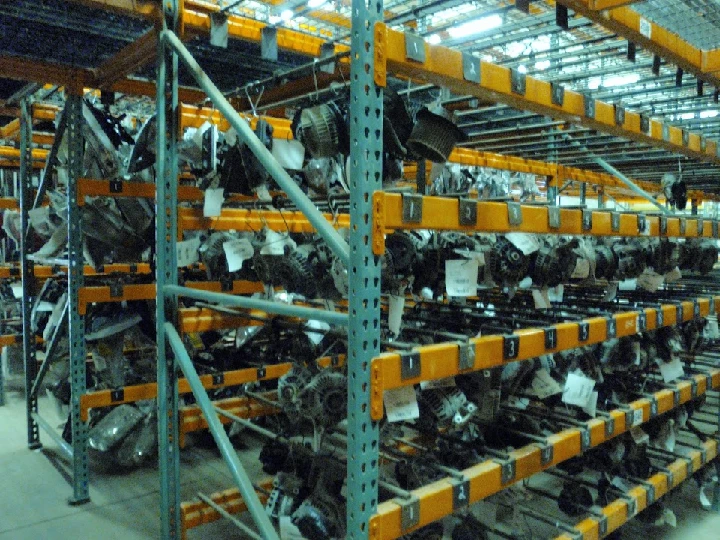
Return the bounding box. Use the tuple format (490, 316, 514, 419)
(395, 496, 420, 531)
(578, 321, 589, 342)
(611, 212, 620, 232)
(672, 387, 680, 406)
(683, 456, 695, 475)
(109, 282, 123, 298)
(212, 373, 224, 386)
(605, 416, 615, 437)
(664, 468, 675, 489)
(451, 478, 471, 510)
(698, 218, 705, 236)
(656, 307, 664, 327)
(9, 266, 19, 277)
(544, 327, 557, 350)
(637, 214, 647, 234)
(614, 105, 625, 126)
(593, 512, 608, 537)
(714, 221, 719, 238)
(687, 377, 699, 398)
(401, 193, 423, 223)
(662, 124, 670, 142)
(510, 69, 526, 95)
(503, 334, 520, 360)
(582, 209, 592, 231)
(507, 202, 523, 225)
(109, 180, 123, 193)
(319, 42, 336, 74)
(682, 130, 690, 146)
(624, 495, 637, 518)
(256, 367, 266, 380)
(694, 299, 701, 319)
(623, 408, 634, 428)
(606, 317, 616, 338)
(679, 218, 686, 235)
(129, 263, 138, 273)
(548, 206, 561, 229)
(579, 427, 590, 451)
(400, 351, 421, 380)
(110, 388, 125, 402)
(640, 114, 650, 134)
(458, 198, 477, 226)
(659, 216, 667, 235)
(331, 355, 341, 367)
(649, 396, 658, 417)
(645, 483, 656, 505)
(636, 311, 647, 332)
(539, 443, 554, 466)
(551, 82, 564, 106)
(676, 303, 684, 322)
(457, 342, 475, 371)
(496, 459, 516, 484)
(462, 53, 481, 83)
(709, 296, 716, 315)
(405, 33, 426, 63)
(584, 94, 595, 119)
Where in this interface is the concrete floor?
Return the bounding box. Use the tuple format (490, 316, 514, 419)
(2, 387, 720, 539)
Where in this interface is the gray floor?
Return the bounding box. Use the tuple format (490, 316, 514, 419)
(2, 388, 720, 539)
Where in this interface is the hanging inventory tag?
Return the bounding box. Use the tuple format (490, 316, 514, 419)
(420, 377, 456, 390)
(445, 259, 479, 297)
(384, 385, 420, 423)
(618, 279, 637, 291)
(603, 282, 618, 302)
(28, 206, 50, 231)
(223, 238, 254, 272)
(562, 372, 596, 407)
(260, 229, 293, 255)
(637, 270, 664, 292)
(547, 284, 564, 303)
(571, 258, 590, 279)
(176, 238, 200, 267)
(388, 294, 405, 336)
(305, 319, 330, 345)
(528, 368, 563, 399)
(279, 516, 306, 540)
(505, 232, 540, 255)
(658, 358, 685, 383)
(532, 289, 550, 309)
(203, 187, 225, 217)
(582, 391, 599, 417)
(664, 267, 682, 283)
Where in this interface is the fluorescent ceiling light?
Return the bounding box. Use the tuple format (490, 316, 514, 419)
(700, 110, 718, 118)
(448, 14, 502, 39)
(427, 34, 442, 45)
(268, 15, 281, 24)
(281, 9, 294, 20)
(535, 59, 550, 71)
(517, 65, 527, 74)
(679, 112, 695, 120)
(602, 73, 640, 88)
(308, 0, 327, 7)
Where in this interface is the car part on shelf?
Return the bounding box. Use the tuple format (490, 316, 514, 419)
(406, 106, 467, 163)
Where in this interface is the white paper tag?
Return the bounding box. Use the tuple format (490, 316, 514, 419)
(384, 385, 420, 423)
(10, 282, 22, 299)
(664, 267, 682, 283)
(582, 391, 599, 417)
(532, 289, 550, 309)
(619, 279, 637, 291)
(445, 259, 479, 297)
(272, 139, 306, 170)
(562, 372, 596, 407)
(529, 368, 563, 399)
(611, 476, 631, 492)
(707, 317, 720, 339)
(507, 396, 530, 410)
(280, 516, 306, 539)
(632, 408, 643, 427)
(547, 285, 564, 303)
(637, 270, 664, 292)
(176, 238, 200, 267)
(223, 238, 254, 272)
(639, 17, 652, 38)
(659, 358, 685, 383)
(663, 508, 677, 528)
(700, 486, 712, 509)
(505, 232, 540, 255)
(633, 341, 641, 365)
(305, 319, 330, 345)
(388, 294, 405, 336)
(203, 187, 225, 217)
(571, 258, 590, 279)
(420, 377, 456, 390)
(28, 207, 50, 230)
(603, 282, 618, 302)
(260, 229, 291, 255)
(630, 426, 649, 445)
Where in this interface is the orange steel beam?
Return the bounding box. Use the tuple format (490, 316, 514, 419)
(0, 147, 48, 161)
(368, 369, 720, 538)
(93, 27, 159, 89)
(557, 1, 720, 82)
(179, 207, 351, 233)
(0, 263, 151, 279)
(369, 296, 716, 420)
(62, 0, 161, 19)
(373, 194, 720, 256)
(556, 440, 718, 540)
(374, 24, 720, 165)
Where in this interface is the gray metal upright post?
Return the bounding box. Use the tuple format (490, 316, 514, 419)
(66, 92, 90, 505)
(19, 100, 36, 423)
(347, 0, 383, 537)
(156, 2, 181, 536)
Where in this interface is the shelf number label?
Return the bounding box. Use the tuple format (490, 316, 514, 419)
(632, 408, 643, 426)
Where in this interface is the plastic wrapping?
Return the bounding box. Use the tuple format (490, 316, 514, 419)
(88, 404, 145, 452)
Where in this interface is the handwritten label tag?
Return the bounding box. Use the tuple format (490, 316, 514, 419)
(384, 385, 420, 423)
(223, 238, 254, 272)
(505, 232, 540, 255)
(176, 238, 200, 267)
(388, 294, 405, 336)
(529, 368, 563, 399)
(203, 187, 225, 217)
(659, 358, 685, 383)
(445, 259, 479, 297)
(562, 372, 596, 407)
